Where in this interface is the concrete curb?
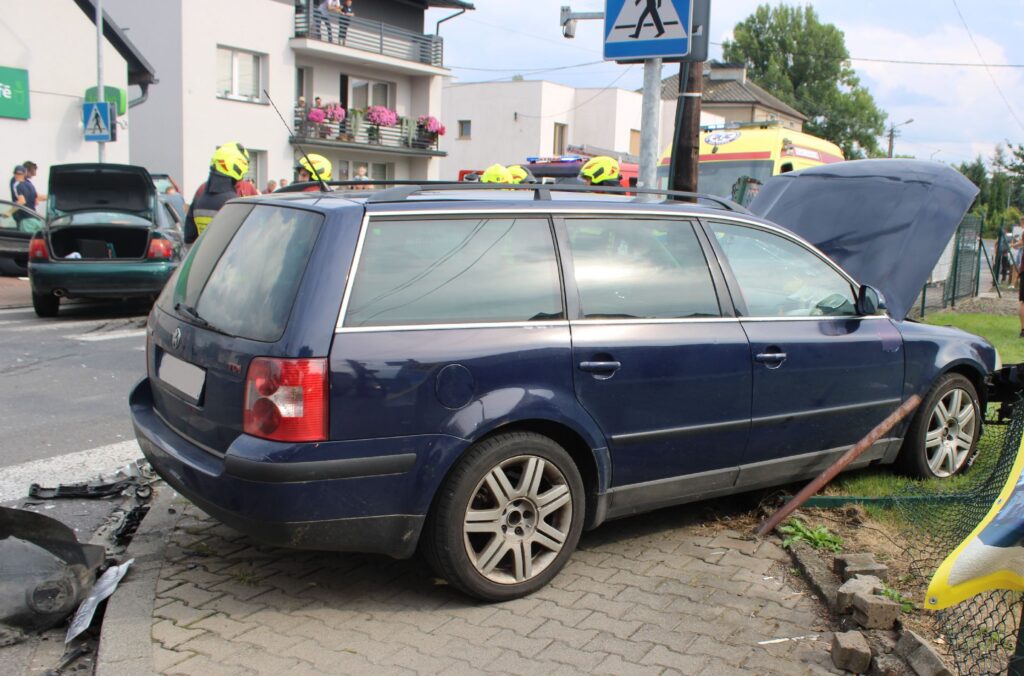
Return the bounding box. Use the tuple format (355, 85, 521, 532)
(95, 484, 183, 676)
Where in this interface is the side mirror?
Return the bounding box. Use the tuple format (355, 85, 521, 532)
(856, 284, 881, 316)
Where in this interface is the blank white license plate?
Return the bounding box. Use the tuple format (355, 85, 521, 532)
(158, 352, 206, 402)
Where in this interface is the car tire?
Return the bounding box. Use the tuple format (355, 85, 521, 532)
(897, 373, 981, 479)
(32, 291, 59, 318)
(422, 432, 585, 601)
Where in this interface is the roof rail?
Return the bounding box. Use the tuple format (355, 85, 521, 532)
(277, 180, 749, 213)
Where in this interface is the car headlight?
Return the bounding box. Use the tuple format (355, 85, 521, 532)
(995, 349, 1003, 371)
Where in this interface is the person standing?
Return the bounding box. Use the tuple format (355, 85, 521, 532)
(184, 142, 250, 244)
(14, 160, 44, 212)
(279, 178, 289, 189)
(264, 179, 278, 194)
(11, 165, 32, 227)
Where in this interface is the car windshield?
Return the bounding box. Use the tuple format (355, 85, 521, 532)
(50, 211, 152, 226)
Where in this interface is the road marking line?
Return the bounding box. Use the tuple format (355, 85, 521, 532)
(67, 328, 147, 342)
(0, 440, 144, 503)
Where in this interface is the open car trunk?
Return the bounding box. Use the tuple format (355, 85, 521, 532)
(49, 226, 150, 260)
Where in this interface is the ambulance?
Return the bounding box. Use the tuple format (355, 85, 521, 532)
(657, 122, 844, 205)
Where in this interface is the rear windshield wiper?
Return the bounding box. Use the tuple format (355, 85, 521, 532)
(174, 302, 209, 328)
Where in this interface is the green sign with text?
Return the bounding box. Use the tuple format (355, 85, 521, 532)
(0, 67, 30, 120)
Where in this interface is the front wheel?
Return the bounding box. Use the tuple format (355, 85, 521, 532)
(898, 373, 981, 479)
(423, 432, 585, 601)
(32, 291, 59, 318)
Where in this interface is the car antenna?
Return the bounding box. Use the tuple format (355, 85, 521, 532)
(263, 88, 329, 192)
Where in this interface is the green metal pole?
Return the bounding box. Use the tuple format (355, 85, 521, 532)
(920, 284, 926, 318)
(950, 227, 961, 308)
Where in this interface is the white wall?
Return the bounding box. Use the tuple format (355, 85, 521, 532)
(0, 0, 130, 194)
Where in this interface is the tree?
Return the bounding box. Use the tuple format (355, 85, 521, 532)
(722, 4, 887, 159)
(999, 142, 1024, 211)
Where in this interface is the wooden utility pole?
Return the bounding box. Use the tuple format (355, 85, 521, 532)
(668, 61, 704, 193)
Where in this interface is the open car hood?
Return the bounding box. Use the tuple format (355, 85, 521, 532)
(749, 159, 979, 321)
(47, 163, 155, 219)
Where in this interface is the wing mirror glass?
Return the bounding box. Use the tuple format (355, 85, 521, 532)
(856, 284, 882, 315)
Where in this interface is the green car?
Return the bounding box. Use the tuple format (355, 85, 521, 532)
(27, 164, 184, 317)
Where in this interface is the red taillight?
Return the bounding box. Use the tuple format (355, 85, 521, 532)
(28, 237, 48, 260)
(148, 238, 174, 259)
(243, 357, 328, 442)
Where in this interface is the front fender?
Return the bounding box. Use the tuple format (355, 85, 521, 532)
(897, 319, 996, 403)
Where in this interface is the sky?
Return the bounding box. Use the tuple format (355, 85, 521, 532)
(427, 0, 1024, 166)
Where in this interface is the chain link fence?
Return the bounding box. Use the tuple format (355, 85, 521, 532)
(888, 398, 1024, 675)
(908, 214, 985, 319)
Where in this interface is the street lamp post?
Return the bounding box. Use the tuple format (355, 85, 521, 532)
(887, 118, 914, 158)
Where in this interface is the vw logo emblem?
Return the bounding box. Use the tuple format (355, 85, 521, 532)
(172, 328, 183, 350)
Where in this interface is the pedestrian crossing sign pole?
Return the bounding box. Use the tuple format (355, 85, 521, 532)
(604, 0, 694, 62)
(83, 101, 113, 142)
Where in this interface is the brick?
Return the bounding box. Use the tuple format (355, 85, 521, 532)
(836, 575, 884, 614)
(577, 611, 643, 640)
(154, 600, 216, 628)
(378, 645, 458, 673)
(688, 635, 753, 666)
(434, 617, 501, 642)
(641, 645, 711, 672)
(851, 592, 900, 630)
(153, 619, 206, 649)
(481, 608, 547, 634)
(153, 646, 195, 672)
(223, 646, 302, 674)
(896, 629, 953, 676)
(280, 639, 376, 673)
(832, 631, 872, 674)
(164, 653, 248, 676)
(593, 654, 663, 676)
(488, 627, 552, 657)
(529, 618, 598, 649)
(537, 640, 609, 670)
(584, 631, 655, 662)
(234, 625, 305, 654)
(834, 553, 889, 582)
(612, 586, 674, 611)
(708, 534, 760, 555)
(572, 592, 634, 619)
(755, 539, 791, 562)
(564, 575, 629, 599)
(163, 582, 225, 608)
(486, 649, 566, 676)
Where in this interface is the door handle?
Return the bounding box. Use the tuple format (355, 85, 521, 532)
(579, 360, 621, 374)
(754, 352, 787, 367)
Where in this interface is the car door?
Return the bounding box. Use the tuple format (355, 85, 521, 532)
(562, 214, 752, 493)
(0, 200, 44, 272)
(704, 219, 904, 484)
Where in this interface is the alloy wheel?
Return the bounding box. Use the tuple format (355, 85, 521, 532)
(463, 454, 573, 585)
(924, 387, 977, 478)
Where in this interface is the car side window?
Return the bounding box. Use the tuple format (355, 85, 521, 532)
(710, 221, 857, 317)
(345, 217, 563, 328)
(565, 218, 720, 319)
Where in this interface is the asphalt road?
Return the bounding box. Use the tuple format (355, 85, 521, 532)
(0, 296, 151, 469)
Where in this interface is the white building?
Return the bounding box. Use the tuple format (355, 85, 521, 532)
(0, 0, 156, 191)
(440, 79, 724, 176)
(105, 0, 471, 196)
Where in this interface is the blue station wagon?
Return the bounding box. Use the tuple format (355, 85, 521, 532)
(131, 160, 997, 600)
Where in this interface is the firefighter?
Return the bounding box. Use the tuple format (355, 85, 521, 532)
(296, 154, 332, 191)
(579, 156, 622, 188)
(507, 165, 537, 185)
(480, 164, 513, 184)
(184, 142, 249, 244)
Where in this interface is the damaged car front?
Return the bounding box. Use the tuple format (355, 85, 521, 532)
(751, 159, 999, 478)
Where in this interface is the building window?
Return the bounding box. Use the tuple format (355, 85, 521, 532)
(351, 78, 391, 109)
(217, 47, 264, 102)
(553, 123, 568, 155)
(458, 120, 471, 139)
(246, 149, 265, 188)
(630, 129, 641, 157)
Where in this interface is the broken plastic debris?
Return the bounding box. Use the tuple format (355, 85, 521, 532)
(757, 635, 818, 645)
(65, 559, 133, 643)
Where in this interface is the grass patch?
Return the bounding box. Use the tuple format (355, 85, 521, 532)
(779, 518, 843, 552)
(923, 312, 1024, 363)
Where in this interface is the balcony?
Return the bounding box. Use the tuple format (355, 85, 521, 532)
(294, 10, 444, 70)
(291, 108, 444, 158)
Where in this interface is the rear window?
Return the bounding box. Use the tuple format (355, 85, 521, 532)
(344, 217, 563, 328)
(157, 203, 323, 342)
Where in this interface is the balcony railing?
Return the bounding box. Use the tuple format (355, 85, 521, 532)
(295, 10, 444, 68)
(293, 108, 441, 153)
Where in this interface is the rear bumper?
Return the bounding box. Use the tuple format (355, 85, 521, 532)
(30, 260, 176, 298)
(129, 377, 465, 558)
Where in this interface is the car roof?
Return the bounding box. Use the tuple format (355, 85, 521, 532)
(239, 189, 756, 221)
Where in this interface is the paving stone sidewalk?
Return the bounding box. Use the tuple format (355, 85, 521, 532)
(120, 498, 841, 675)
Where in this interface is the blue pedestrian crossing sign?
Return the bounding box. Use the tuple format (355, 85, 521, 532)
(83, 101, 112, 142)
(604, 0, 694, 62)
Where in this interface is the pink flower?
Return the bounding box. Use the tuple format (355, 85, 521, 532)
(366, 105, 398, 127)
(418, 115, 445, 134)
(327, 104, 346, 123)
(307, 108, 326, 123)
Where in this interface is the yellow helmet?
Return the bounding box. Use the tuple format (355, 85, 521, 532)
(296, 154, 332, 182)
(580, 156, 620, 184)
(480, 164, 512, 184)
(506, 165, 537, 184)
(210, 142, 250, 181)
